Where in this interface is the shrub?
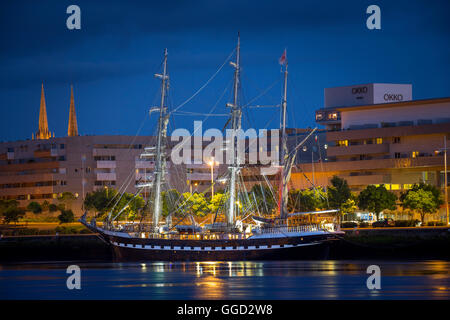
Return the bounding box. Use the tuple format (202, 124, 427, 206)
(426, 221, 445, 226)
(359, 221, 370, 228)
(394, 220, 419, 227)
(49, 204, 59, 212)
(57, 209, 75, 224)
(2, 207, 25, 224)
(341, 222, 358, 228)
(27, 202, 42, 214)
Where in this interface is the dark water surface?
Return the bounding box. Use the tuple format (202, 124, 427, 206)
(0, 260, 449, 299)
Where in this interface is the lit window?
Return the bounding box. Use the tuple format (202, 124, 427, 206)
(338, 140, 348, 147)
(412, 151, 419, 158)
(376, 138, 382, 144)
(390, 184, 400, 190)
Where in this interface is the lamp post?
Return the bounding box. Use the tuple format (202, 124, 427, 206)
(208, 157, 218, 197)
(445, 137, 449, 225)
(437, 136, 449, 225)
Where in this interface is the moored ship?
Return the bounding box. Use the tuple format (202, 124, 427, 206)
(80, 35, 344, 261)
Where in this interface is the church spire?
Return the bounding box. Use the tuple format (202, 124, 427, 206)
(35, 83, 51, 140)
(67, 85, 78, 137)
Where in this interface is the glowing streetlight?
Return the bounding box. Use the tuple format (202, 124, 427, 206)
(208, 157, 219, 197)
(437, 137, 449, 225)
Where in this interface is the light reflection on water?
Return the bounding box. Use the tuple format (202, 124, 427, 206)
(0, 260, 449, 299)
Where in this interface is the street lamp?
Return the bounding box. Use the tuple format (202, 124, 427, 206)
(436, 136, 449, 225)
(208, 157, 219, 197)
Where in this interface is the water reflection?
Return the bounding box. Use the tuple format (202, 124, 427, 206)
(0, 260, 449, 299)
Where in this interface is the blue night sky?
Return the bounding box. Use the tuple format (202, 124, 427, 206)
(0, 0, 449, 142)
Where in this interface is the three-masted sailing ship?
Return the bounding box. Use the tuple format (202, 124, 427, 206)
(80, 36, 344, 261)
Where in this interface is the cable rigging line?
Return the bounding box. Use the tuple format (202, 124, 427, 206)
(170, 48, 236, 115)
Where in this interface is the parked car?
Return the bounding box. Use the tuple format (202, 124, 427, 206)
(371, 218, 395, 228)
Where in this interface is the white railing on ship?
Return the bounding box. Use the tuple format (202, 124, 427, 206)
(259, 224, 326, 234)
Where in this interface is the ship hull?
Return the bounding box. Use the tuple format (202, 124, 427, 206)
(107, 232, 339, 261)
(111, 240, 332, 261)
(81, 221, 342, 261)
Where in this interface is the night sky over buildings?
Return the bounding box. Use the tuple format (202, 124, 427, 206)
(0, 0, 449, 142)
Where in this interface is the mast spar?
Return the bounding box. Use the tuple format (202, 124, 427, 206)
(280, 55, 290, 220)
(152, 48, 169, 232)
(226, 34, 241, 228)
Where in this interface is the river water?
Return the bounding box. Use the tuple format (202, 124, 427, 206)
(0, 260, 449, 299)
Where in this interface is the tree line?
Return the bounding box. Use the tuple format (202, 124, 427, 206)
(0, 176, 444, 225)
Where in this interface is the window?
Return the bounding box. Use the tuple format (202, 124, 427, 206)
(337, 140, 348, 147)
(94, 155, 115, 161)
(328, 112, 338, 120)
(394, 152, 401, 159)
(60, 144, 65, 149)
(393, 137, 401, 144)
(315, 113, 323, 121)
(412, 151, 419, 158)
(359, 154, 368, 160)
(376, 138, 383, 144)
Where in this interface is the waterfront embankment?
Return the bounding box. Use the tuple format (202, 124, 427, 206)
(0, 227, 449, 262)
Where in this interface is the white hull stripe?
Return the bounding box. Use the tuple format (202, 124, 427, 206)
(111, 241, 321, 250)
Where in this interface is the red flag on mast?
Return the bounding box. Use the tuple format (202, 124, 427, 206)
(279, 49, 287, 65)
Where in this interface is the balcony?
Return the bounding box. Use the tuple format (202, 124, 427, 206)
(135, 160, 155, 169)
(96, 160, 116, 169)
(326, 143, 389, 157)
(135, 172, 154, 181)
(343, 174, 390, 186)
(296, 155, 445, 172)
(187, 172, 218, 181)
(96, 172, 116, 181)
(326, 122, 450, 141)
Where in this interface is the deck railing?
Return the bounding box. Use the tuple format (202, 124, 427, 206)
(258, 224, 324, 234)
(104, 222, 335, 240)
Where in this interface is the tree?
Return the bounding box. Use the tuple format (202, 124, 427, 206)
(41, 200, 50, 212)
(27, 201, 42, 214)
(162, 189, 182, 217)
(0, 199, 19, 215)
(249, 185, 276, 215)
(58, 192, 76, 210)
(3, 207, 25, 224)
(180, 192, 209, 217)
(0, 200, 24, 224)
(288, 188, 327, 213)
(49, 203, 59, 212)
(341, 198, 358, 221)
(402, 189, 439, 225)
(358, 185, 397, 220)
(115, 192, 145, 221)
(208, 192, 226, 214)
(58, 209, 75, 223)
(400, 183, 444, 208)
(84, 188, 118, 216)
(327, 175, 351, 210)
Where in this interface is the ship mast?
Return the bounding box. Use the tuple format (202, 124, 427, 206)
(152, 48, 169, 232)
(226, 34, 241, 228)
(279, 57, 289, 220)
